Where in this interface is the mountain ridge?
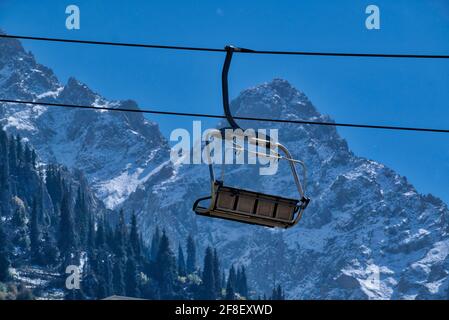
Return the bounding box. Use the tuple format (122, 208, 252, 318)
(0, 35, 170, 209)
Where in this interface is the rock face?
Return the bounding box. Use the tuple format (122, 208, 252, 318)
(2, 34, 449, 299)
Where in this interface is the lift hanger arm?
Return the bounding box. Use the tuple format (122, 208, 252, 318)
(222, 46, 239, 130)
(222, 45, 255, 131)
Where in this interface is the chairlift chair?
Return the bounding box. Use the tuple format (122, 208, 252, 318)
(192, 46, 310, 228)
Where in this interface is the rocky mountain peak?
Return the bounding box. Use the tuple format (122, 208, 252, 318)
(0, 35, 59, 100)
(59, 77, 97, 105)
(0, 32, 26, 61)
(232, 78, 319, 121)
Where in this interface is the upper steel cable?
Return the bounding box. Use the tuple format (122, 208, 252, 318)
(1, 34, 449, 59)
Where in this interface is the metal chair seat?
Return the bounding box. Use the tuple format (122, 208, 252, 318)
(193, 182, 309, 228)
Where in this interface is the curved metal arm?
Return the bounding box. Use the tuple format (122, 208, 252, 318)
(222, 46, 274, 147)
(222, 46, 240, 130)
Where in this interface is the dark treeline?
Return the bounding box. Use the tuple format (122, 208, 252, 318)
(0, 127, 285, 300)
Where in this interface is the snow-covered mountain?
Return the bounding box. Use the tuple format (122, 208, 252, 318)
(0, 32, 170, 209)
(121, 79, 449, 299)
(1, 33, 449, 299)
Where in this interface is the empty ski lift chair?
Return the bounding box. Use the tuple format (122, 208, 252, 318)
(193, 46, 310, 228)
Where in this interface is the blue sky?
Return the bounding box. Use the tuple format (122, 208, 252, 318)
(1, 0, 448, 202)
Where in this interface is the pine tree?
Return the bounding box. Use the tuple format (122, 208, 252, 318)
(24, 143, 32, 165)
(236, 267, 242, 293)
(129, 213, 141, 259)
(225, 266, 237, 300)
(87, 250, 99, 275)
(186, 234, 196, 274)
(30, 198, 41, 262)
(0, 129, 10, 215)
(225, 277, 235, 300)
(115, 209, 127, 258)
(228, 265, 236, 290)
(74, 187, 88, 246)
(125, 257, 140, 298)
(103, 254, 113, 297)
(155, 231, 176, 298)
(58, 187, 76, 255)
(201, 246, 216, 300)
(270, 284, 285, 300)
(8, 133, 17, 172)
(36, 179, 48, 226)
(213, 248, 221, 296)
(221, 271, 226, 291)
(0, 220, 10, 281)
(112, 259, 125, 296)
(31, 149, 37, 168)
(96, 218, 105, 248)
(46, 165, 63, 209)
(87, 215, 95, 251)
(15, 135, 23, 164)
(82, 271, 99, 299)
(41, 230, 59, 266)
(278, 285, 285, 300)
(96, 251, 113, 299)
(105, 223, 115, 252)
(150, 227, 161, 262)
(12, 205, 29, 250)
(237, 266, 248, 298)
(7, 134, 17, 195)
(177, 244, 186, 277)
